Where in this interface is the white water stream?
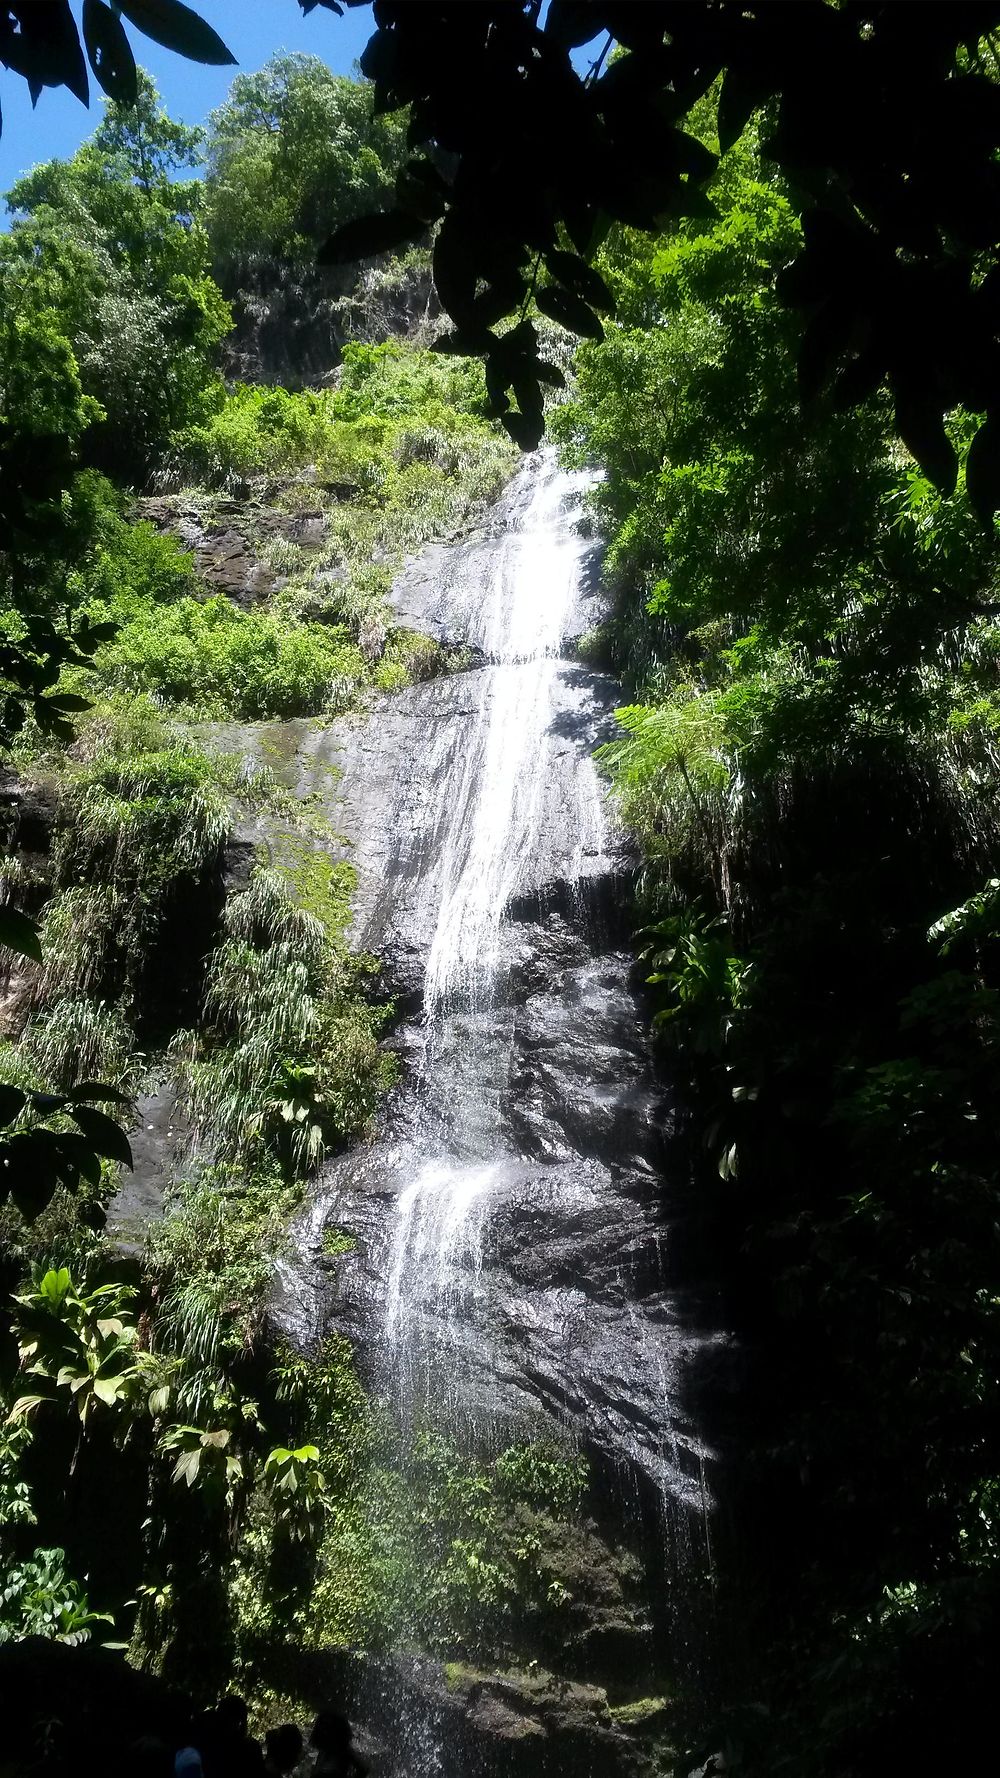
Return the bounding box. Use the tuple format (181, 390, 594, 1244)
(382, 454, 603, 1390)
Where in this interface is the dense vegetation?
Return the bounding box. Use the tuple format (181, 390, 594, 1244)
(203, 52, 409, 274)
(558, 107, 1000, 1775)
(3, 10, 1000, 1774)
(0, 67, 595, 1717)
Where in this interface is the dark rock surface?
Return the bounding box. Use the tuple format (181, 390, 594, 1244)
(138, 493, 330, 606)
(112, 1081, 191, 1241)
(262, 1645, 674, 1778)
(221, 256, 439, 388)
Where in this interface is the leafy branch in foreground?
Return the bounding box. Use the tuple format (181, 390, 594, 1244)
(312, 1, 1000, 509)
(0, 1080, 132, 1220)
(0, 0, 234, 119)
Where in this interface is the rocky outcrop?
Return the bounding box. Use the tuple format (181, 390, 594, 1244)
(137, 492, 331, 604)
(220, 255, 439, 388)
(271, 1648, 676, 1778)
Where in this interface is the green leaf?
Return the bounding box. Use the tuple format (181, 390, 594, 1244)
(83, 0, 138, 104)
(115, 0, 235, 66)
(41, 1268, 73, 1303)
(92, 1375, 125, 1407)
(0, 906, 43, 964)
(172, 1448, 201, 1487)
(68, 1106, 133, 1170)
(7, 1395, 47, 1422)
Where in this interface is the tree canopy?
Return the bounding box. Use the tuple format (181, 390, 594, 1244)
(7, 3, 1000, 500)
(558, 108, 1000, 1773)
(203, 52, 409, 272)
(3, 71, 231, 479)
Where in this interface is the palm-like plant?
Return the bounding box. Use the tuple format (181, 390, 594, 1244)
(159, 1423, 244, 1511)
(10, 1267, 147, 1430)
(264, 1443, 328, 1541)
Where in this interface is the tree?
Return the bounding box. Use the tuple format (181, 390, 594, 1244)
(322, 0, 1000, 508)
(9, 4, 1000, 498)
(203, 53, 409, 274)
(561, 116, 1000, 1775)
(3, 72, 232, 480)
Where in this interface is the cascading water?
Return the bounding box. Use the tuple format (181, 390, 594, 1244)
(380, 456, 608, 1430)
(268, 449, 711, 1773)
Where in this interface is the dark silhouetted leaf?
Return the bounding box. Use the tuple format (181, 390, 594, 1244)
(396, 157, 450, 222)
(545, 249, 615, 315)
(319, 209, 425, 265)
(503, 409, 546, 450)
(545, 1, 606, 48)
(431, 329, 496, 358)
(536, 285, 605, 339)
(83, 0, 138, 104)
(471, 269, 529, 329)
(69, 1105, 134, 1169)
(536, 361, 566, 389)
(432, 214, 478, 325)
(895, 396, 958, 495)
(44, 694, 93, 715)
(52, 1131, 103, 1189)
(0, 1086, 27, 1127)
(0, 906, 42, 964)
(116, 0, 235, 66)
(565, 207, 612, 261)
(70, 1081, 134, 1108)
(798, 300, 857, 402)
(832, 345, 886, 410)
(717, 63, 773, 153)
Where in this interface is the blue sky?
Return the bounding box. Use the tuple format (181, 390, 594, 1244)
(0, 1, 376, 197)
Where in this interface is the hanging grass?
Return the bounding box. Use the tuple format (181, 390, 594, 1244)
(23, 996, 139, 1095)
(177, 869, 394, 1178)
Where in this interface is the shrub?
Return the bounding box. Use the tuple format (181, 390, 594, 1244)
(97, 596, 366, 720)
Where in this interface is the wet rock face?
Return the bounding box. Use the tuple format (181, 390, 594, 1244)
(138, 493, 330, 607)
(298, 1650, 673, 1778)
(210, 457, 708, 1768)
(113, 1082, 191, 1243)
(390, 471, 606, 653)
(255, 463, 707, 1515)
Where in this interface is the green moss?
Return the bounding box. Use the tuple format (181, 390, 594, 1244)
(269, 836, 356, 945)
(321, 1226, 357, 1257)
(443, 1660, 484, 1692)
(610, 1696, 669, 1726)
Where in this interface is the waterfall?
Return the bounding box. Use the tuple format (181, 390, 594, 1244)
(424, 461, 599, 1012)
(266, 449, 711, 1773)
(382, 454, 605, 1420)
